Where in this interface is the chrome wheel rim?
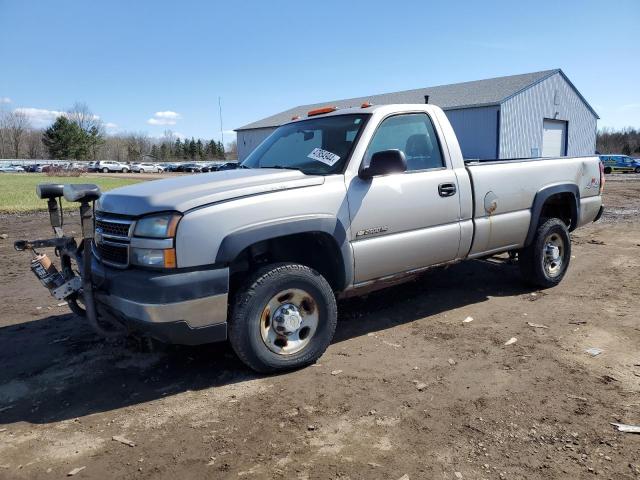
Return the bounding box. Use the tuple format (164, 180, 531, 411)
(260, 288, 319, 355)
(543, 232, 564, 278)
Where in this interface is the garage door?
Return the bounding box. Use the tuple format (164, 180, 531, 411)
(542, 119, 567, 157)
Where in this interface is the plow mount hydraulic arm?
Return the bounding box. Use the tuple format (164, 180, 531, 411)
(13, 183, 126, 336)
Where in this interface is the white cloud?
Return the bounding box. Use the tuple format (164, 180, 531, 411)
(147, 117, 176, 126)
(147, 110, 182, 126)
(105, 122, 118, 129)
(154, 111, 181, 119)
(14, 107, 66, 127)
(0, 97, 11, 104)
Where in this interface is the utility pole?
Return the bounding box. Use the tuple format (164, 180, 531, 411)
(218, 96, 224, 146)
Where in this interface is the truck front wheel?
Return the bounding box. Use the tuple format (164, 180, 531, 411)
(519, 218, 571, 288)
(229, 263, 337, 373)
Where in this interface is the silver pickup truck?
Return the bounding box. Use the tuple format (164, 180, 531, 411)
(20, 104, 604, 372)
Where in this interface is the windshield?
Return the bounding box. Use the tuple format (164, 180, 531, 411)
(242, 114, 369, 175)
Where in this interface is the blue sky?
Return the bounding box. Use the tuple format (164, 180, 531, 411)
(0, 0, 638, 143)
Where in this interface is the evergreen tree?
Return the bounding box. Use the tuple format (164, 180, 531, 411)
(217, 141, 225, 159)
(159, 143, 168, 161)
(196, 139, 204, 160)
(173, 139, 182, 159)
(188, 138, 197, 159)
(42, 116, 85, 159)
(206, 140, 216, 159)
(150, 144, 159, 159)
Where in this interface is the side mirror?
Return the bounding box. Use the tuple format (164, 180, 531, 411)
(359, 149, 407, 179)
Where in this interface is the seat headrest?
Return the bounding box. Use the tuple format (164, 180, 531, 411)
(405, 134, 433, 157)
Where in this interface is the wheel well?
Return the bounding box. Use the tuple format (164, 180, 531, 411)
(539, 192, 576, 229)
(228, 232, 346, 294)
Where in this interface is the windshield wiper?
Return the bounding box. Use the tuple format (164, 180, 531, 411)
(261, 165, 302, 171)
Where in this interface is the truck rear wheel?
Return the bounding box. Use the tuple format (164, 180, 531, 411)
(229, 263, 337, 373)
(519, 218, 571, 288)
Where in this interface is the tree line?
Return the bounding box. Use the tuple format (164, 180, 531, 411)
(0, 103, 237, 162)
(596, 127, 640, 156)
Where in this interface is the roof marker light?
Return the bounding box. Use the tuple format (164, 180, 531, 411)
(307, 106, 337, 117)
(361, 101, 372, 108)
(291, 116, 300, 120)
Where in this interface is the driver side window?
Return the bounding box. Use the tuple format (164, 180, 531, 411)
(365, 113, 444, 171)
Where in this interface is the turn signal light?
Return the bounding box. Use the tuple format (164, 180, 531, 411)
(307, 106, 337, 117)
(598, 160, 605, 194)
(163, 248, 177, 269)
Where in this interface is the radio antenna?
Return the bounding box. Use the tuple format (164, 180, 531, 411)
(218, 96, 224, 146)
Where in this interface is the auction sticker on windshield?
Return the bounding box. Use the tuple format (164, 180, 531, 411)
(307, 148, 341, 166)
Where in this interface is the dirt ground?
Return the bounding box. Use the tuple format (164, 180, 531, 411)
(0, 176, 639, 480)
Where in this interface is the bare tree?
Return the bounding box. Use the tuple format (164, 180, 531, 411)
(226, 139, 238, 160)
(162, 129, 176, 144)
(0, 111, 7, 158)
(67, 102, 106, 161)
(67, 102, 102, 132)
(0, 111, 31, 158)
(25, 129, 47, 159)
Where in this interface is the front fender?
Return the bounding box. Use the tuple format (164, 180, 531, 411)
(215, 215, 354, 288)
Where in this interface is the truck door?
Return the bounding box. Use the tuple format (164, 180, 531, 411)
(347, 112, 462, 283)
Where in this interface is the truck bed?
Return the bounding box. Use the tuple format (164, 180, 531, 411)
(463, 155, 602, 257)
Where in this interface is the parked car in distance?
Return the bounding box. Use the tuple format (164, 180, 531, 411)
(132, 162, 164, 173)
(23, 164, 41, 172)
(0, 165, 25, 172)
(65, 162, 87, 172)
(217, 162, 239, 171)
(599, 155, 640, 174)
(91, 160, 130, 173)
(163, 163, 179, 172)
(175, 163, 203, 173)
(200, 163, 220, 173)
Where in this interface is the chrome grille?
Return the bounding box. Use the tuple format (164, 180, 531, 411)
(95, 242, 128, 265)
(94, 214, 134, 268)
(95, 218, 131, 237)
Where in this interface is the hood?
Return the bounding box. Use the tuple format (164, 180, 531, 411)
(97, 169, 325, 216)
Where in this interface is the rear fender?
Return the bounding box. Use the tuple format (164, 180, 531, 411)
(524, 184, 579, 246)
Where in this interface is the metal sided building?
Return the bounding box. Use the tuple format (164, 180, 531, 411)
(235, 69, 598, 161)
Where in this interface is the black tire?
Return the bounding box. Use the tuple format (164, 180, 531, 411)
(519, 218, 571, 288)
(102, 167, 109, 173)
(604, 167, 612, 174)
(635, 167, 640, 174)
(229, 263, 337, 373)
(122, 168, 129, 173)
(67, 293, 86, 317)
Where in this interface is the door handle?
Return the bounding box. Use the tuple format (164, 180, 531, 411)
(438, 183, 457, 197)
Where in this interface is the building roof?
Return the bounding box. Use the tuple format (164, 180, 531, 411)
(236, 69, 597, 131)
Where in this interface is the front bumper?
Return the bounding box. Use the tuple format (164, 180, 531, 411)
(91, 257, 229, 345)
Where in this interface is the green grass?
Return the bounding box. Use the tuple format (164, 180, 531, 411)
(0, 174, 143, 213)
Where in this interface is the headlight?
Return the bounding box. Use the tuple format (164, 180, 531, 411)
(134, 213, 181, 238)
(130, 248, 176, 268)
(131, 213, 181, 268)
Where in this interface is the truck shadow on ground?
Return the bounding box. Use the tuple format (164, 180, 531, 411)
(0, 258, 532, 425)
